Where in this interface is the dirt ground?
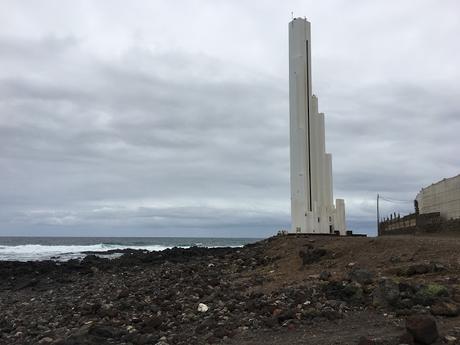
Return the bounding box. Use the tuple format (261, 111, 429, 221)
(2, 234, 460, 345)
(244, 235, 460, 293)
(230, 235, 460, 345)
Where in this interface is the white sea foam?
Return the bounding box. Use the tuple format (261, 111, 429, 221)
(0, 243, 177, 262)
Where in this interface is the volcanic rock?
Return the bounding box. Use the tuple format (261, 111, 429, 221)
(406, 315, 439, 345)
(349, 268, 374, 285)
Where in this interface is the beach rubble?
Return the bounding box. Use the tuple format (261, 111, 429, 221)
(1, 235, 460, 344)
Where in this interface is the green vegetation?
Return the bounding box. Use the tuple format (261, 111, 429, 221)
(423, 283, 449, 297)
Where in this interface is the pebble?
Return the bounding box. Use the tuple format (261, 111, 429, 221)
(445, 335, 457, 343)
(197, 303, 209, 312)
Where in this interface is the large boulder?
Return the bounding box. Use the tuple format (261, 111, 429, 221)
(406, 315, 438, 345)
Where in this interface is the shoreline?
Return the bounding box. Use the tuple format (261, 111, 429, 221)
(0, 237, 259, 262)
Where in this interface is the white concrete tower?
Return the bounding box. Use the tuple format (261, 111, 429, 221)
(289, 18, 347, 234)
(289, 18, 313, 233)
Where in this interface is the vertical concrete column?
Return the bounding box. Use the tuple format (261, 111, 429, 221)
(324, 153, 333, 208)
(310, 95, 319, 213)
(317, 112, 326, 207)
(289, 18, 312, 233)
(335, 199, 346, 235)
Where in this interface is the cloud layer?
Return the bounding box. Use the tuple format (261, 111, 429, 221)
(1, 0, 459, 236)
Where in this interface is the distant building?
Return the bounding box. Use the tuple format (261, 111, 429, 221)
(288, 18, 346, 234)
(416, 174, 460, 220)
(380, 174, 460, 235)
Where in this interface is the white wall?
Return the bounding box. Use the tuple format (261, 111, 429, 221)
(416, 174, 460, 220)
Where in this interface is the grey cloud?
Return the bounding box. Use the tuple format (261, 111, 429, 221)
(0, 35, 291, 236)
(0, 35, 78, 61)
(0, 1, 459, 237)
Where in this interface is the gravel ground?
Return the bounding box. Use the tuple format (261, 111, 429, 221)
(1, 235, 460, 345)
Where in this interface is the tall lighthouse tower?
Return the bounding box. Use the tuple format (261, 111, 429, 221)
(289, 18, 346, 234)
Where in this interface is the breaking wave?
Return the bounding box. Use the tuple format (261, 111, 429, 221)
(0, 243, 176, 262)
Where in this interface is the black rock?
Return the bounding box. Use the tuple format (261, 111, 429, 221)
(372, 278, 399, 307)
(142, 316, 164, 332)
(14, 277, 39, 290)
(319, 271, 331, 281)
(398, 332, 415, 345)
(349, 268, 374, 285)
(88, 324, 121, 338)
(299, 247, 328, 265)
(406, 314, 438, 345)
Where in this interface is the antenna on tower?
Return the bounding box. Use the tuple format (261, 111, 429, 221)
(291, 12, 294, 20)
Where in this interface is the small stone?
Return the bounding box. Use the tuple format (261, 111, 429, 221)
(197, 303, 209, 312)
(89, 324, 120, 338)
(262, 316, 278, 328)
(272, 308, 283, 317)
(142, 316, 163, 332)
(390, 256, 401, 263)
(38, 337, 53, 344)
(432, 263, 446, 272)
(445, 335, 457, 343)
(213, 326, 228, 338)
(117, 288, 129, 299)
(357, 336, 377, 345)
(319, 271, 331, 281)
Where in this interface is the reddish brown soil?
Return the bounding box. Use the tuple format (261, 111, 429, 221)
(232, 235, 460, 344)
(244, 235, 460, 293)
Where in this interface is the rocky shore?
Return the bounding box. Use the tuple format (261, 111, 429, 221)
(1, 235, 460, 345)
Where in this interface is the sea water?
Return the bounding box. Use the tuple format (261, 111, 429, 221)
(0, 237, 261, 262)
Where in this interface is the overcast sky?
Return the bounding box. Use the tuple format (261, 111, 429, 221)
(1, 0, 459, 237)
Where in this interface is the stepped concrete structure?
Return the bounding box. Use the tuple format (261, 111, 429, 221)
(289, 18, 346, 234)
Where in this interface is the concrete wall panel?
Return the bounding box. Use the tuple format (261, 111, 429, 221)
(416, 174, 460, 220)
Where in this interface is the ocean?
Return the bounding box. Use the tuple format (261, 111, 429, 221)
(0, 237, 262, 262)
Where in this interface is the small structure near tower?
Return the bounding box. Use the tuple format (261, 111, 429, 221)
(288, 18, 347, 234)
